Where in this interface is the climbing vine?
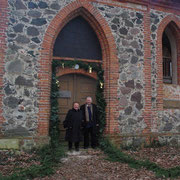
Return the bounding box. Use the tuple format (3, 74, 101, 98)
(50, 59, 106, 144)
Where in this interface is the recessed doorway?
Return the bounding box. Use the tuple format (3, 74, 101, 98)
(57, 73, 97, 140)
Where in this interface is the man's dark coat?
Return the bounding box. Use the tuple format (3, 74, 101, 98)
(63, 108, 83, 142)
(80, 103, 99, 133)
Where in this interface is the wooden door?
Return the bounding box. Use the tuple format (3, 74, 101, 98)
(58, 74, 97, 140)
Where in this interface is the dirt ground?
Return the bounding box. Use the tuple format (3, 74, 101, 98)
(1, 146, 180, 180)
(34, 147, 180, 180)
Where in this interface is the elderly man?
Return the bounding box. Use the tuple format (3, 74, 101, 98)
(80, 97, 99, 149)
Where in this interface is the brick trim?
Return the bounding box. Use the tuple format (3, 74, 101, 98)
(143, 8, 152, 133)
(38, 0, 119, 136)
(0, 0, 8, 132)
(156, 15, 180, 112)
(56, 68, 98, 80)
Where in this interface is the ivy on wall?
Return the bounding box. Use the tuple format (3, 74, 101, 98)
(50, 59, 106, 144)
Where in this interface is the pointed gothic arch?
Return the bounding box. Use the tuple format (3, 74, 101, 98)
(156, 15, 180, 111)
(53, 15, 102, 60)
(162, 22, 179, 84)
(37, 0, 119, 136)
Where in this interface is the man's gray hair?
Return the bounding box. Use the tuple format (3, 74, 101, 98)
(86, 96, 92, 101)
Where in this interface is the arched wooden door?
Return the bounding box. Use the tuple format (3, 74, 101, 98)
(57, 73, 97, 140)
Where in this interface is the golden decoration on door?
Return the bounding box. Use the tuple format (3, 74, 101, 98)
(100, 81, 103, 89)
(56, 79, 60, 88)
(88, 66, 92, 73)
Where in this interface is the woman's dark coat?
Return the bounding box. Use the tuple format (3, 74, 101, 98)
(63, 108, 83, 142)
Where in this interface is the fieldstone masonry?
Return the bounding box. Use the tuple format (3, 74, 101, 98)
(1, 0, 180, 149)
(92, 2, 146, 134)
(2, 0, 73, 138)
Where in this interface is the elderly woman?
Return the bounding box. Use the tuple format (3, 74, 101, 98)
(63, 102, 83, 151)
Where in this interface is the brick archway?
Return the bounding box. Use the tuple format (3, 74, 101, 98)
(156, 15, 180, 111)
(56, 69, 98, 81)
(38, 0, 119, 136)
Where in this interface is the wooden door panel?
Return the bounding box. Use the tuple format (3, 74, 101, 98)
(58, 99, 68, 106)
(80, 85, 95, 92)
(60, 81, 68, 89)
(75, 74, 97, 105)
(58, 74, 74, 139)
(59, 109, 67, 116)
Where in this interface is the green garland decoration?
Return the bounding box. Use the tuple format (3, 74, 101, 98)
(50, 59, 106, 145)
